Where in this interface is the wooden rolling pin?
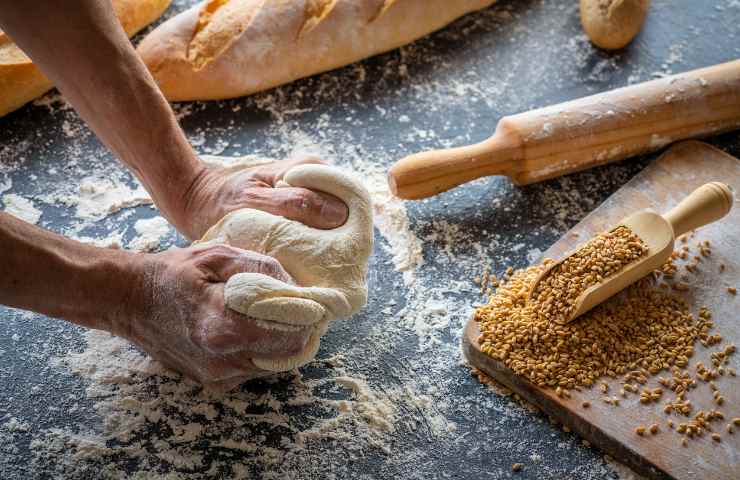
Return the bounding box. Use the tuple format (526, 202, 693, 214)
(388, 60, 740, 199)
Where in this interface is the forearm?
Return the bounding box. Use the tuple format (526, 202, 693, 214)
(0, 0, 202, 230)
(0, 212, 139, 331)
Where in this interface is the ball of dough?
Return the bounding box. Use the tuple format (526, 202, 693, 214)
(580, 0, 650, 50)
(198, 163, 374, 373)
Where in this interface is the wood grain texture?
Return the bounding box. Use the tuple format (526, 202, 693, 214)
(389, 60, 740, 199)
(463, 141, 740, 480)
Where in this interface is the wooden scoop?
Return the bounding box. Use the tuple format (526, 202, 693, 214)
(531, 182, 735, 324)
(388, 60, 740, 200)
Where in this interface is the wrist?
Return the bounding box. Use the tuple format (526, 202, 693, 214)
(170, 162, 212, 240)
(128, 147, 207, 241)
(0, 214, 149, 334)
(176, 165, 223, 241)
(70, 248, 145, 335)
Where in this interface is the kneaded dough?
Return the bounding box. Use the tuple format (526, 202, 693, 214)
(198, 164, 373, 372)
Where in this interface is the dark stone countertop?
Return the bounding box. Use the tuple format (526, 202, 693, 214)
(1, 0, 739, 478)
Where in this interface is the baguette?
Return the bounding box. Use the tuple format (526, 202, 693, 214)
(0, 0, 172, 118)
(137, 0, 497, 101)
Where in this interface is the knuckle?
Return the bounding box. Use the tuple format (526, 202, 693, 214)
(189, 326, 208, 349)
(249, 253, 289, 281)
(207, 244, 237, 257)
(190, 322, 217, 347)
(194, 245, 238, 268)
(284, 190, 311, 212)
(241, 187, 266, 204)
(260, 257, 283, 276)
(193, 329, 231, 355)
(193, 244, 223, 259)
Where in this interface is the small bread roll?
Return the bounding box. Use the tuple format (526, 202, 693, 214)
(580, 0, 650, 50)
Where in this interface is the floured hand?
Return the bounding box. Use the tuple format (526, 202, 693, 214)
(116, 244, 310, 391)
(199, 164, 374, 373)
(179, 155, 349, 241)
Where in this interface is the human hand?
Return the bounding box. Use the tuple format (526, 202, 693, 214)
(178, 155, 349, 240)
(117, 244, 311, 391)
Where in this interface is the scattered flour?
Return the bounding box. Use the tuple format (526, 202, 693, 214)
(357, 164, 424, 285)
(70, 231, 125, 249)
(1, 0, 713, 477)
(31, 91, 70, 112)
(36, 176, 152, 221)
(2, 194, 42, 224)
(34, 329, 452, 478)
(0, 177, 11, 195)
(127, 216, 172, 252)
(73, 177, 152, 220)
(526, 247, 543, 264)
(2, 418, 30, 434)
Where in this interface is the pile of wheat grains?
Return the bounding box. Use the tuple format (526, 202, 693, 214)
(474, 231, 738, 444)
(529, 226, 649, 324)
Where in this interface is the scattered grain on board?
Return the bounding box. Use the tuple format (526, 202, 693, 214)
(474, 230, 739, 450)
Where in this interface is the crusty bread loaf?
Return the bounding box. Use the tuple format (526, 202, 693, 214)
(0, 0, 172, 117)
(137, 0, 496, 101)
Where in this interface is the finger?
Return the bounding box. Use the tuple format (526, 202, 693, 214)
(147, 347, 245, 384)
(252, 155, 326, 186)
(209, 308, 312, 358)
(193, 290, 312, 357)
(196, 244, 293, 283)
(243, 186, 348, 230)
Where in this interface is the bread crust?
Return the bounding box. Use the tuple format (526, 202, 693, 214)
(580, 0, 650, 50)
(138, 0, 497, 101)
(0, 0, 172, 117)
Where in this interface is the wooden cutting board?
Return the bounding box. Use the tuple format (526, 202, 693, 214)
(463, 141, 740, 480)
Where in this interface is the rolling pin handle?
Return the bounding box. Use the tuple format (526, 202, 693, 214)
(388, 122, 521, 200)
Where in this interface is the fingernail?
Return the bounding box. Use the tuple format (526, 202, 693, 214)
(321, 197, 349, 227)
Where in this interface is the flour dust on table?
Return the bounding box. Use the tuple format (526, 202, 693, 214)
(3, 0, 732, 477)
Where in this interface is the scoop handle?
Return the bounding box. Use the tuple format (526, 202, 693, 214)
(664, 182, 734, 238)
